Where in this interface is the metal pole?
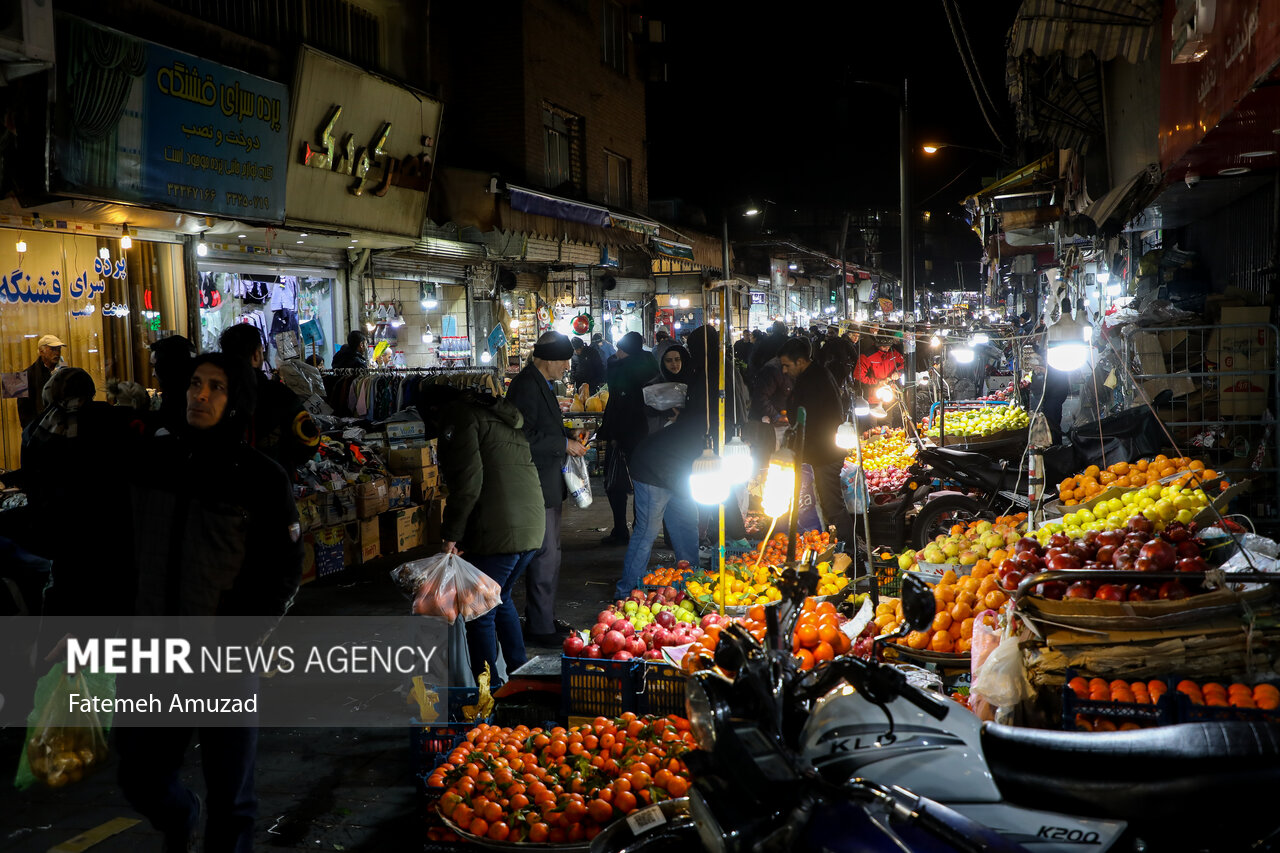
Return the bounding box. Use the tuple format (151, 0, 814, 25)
(786, 408, 807, 565)
(900, 77, 915, 389)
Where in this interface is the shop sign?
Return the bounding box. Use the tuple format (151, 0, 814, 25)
(749, 291, 766, 305)
(286, 47, 443, 240)
(50, 16, 289, 221)
(0, 252, 125, 306)
(1159, 0, 1280, 170)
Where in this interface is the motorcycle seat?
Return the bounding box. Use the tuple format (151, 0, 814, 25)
(923, 447, 1020, 493)
(982, 721, 1280, 826)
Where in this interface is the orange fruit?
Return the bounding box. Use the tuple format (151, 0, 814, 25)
(794, 648, 815, 670)
(812, 642, 834, 664)
(1118, 722, 1142, 731)
(956, 638, 972, 654)
(960, 617, 975, 639)
(1089, 686, 1109, 701)
(1094, 718, 1117, 732)
(932, 611, 953, 633)
(951, 601, 973, 623)
(929, 631, 955, 653)
(1084, 465, 1101, 479)
(906, 631, 930, 650)
(983, 590, 1007, 610)
(1230, 694, 1257, 709)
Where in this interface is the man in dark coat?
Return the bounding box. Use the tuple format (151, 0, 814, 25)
(117, 352, 302, 853)
(505, 332, 585, 646)
(597, 331, 658, 545)
(747, 320, 789, 385)
(331, 330, 368, 369)
(569, 336, 605, 392)
(17, 334, 65, 428)
(778, 337, 857, 546)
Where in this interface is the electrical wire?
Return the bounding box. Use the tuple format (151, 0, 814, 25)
(939, 0, 1003, 143)
(949, 0, 1003, 123)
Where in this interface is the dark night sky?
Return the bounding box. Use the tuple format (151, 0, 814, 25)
(647, 1, 1024, 217)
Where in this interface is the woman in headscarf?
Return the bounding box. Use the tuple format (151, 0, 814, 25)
(597, 332, 659, 546)
(658, 344, 691, 383)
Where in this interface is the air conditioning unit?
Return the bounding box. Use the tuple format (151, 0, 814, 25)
(1170, 0, 1216, 64)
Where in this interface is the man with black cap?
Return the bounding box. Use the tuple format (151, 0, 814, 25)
(506, 332, 586, 646)
(148, 334, 197, 435)
(17, 334, 65, 428)
(569, 336, 605, 392)
(597, 331, 658, 546)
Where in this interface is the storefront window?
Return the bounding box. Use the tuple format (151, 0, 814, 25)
(370, 279, 470, 367)
(196, 264, 338, 369)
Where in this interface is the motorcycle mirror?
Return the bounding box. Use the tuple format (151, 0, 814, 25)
(901, 574, 936, 632)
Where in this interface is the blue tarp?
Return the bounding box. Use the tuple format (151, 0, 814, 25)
(509, 186, 611, 227)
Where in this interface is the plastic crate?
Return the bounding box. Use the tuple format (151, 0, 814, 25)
(866, 500, 907, 546)
(1170, 680, 1280, 725)
(1060, 672, 1176, 730)
(561, 655, 643, 719)
(409, 725, 469, 795)
(638, 662, 687, 717)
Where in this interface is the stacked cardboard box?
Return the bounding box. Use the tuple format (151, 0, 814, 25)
(354, 478, 389, 519)
(1207, 307, 1275, 417)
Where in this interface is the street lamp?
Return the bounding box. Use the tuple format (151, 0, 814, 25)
(922, 142, 1009, 162)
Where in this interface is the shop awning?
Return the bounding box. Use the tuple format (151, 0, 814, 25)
(1082, 163, 1162, 234)
(965, 153, 1057, 208)
(1009, 0, 1160, 63)
(651, 238, 695, 263)
(508, 185, 611, 227)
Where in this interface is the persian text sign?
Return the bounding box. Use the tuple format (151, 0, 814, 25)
(0, 253, 126, 306)
(51, 16, 288, 220)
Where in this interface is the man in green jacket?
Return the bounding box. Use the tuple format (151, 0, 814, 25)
(423, 386, 545, 683)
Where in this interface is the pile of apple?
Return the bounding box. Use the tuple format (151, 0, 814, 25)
(977, 383, 1016, 403)
(865, 466, 911, 495)
(564, 590, 729, 662)
(1010, 514, 1211, 603)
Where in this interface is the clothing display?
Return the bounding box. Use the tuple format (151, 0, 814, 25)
(322, 368, 503, 420)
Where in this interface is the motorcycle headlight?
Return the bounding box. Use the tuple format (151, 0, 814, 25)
(685, 672, 724, 751)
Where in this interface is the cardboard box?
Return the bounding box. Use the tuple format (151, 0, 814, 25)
(387, 475, 412, 508)
(314, 524, 346, 577)
(354, 478, 389, 519)
(386, 420, 426, 441)
(346, 516, 382, 564)
(389, 443, 437, 473)
(323, 486, 356, 525)
(1207, 307, 1275, 365)
(409, 466, 441, 502)
(296, 492, 322, 532)
(381, 507, 421, 554)
(300, 534, 317, 585)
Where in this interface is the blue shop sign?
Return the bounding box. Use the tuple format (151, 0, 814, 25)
(51, 16, 288, 222)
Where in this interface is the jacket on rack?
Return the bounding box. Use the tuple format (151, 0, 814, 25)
(437, 393, 545, 555)
(506, 363, 569, 508)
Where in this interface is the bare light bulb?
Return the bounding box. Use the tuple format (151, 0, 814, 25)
(761, 450, 796, 518)
(689, 447, 729, 505)
(15, 239, 26, 253)
(120, 233, 132, 250)
(720, 436, 754, 485)
(835, 421, 858, 450)
(196, 240, 209, 257)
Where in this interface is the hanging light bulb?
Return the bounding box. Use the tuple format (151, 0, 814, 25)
(480, 350, 493, 364)
(930, 334, 941, 347)
(1047, 311, 1091, 372)
(761, 448, 796, 517)
(98, 246, 110, 260)
(971, 332, 989, 345)
(953, 347, 974, 364)
(870, 404, 889, 419)
(876, 384, 895, 404)
(197, 240, 209, 257)
(852, 396, 871, 417)
(120, 227, 132, 250)
(835, 421, 858, 450)
(690, 443, 729, 505)
(720, 434, 754, 485)
(15, 237, 26, 253)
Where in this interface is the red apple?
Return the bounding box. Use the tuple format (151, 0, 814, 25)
(655, 610, 676, 629)
(1094, 584, 1128, 601)
(583, 643, 602, 659)
(1158, 580, 1190, 600)
(1014, 537, 1040, 555)
(601, 630, 626, 655)
(1035, 581, 1068, 600)
(997, 559, 1020, 579)
(563, 635, 586, 656)
(1176, 556, 1209, 573)
(1127, 584, 1158, 601)
(1015, 551, 1042, 572)
(1096, 530, 1126, 548)
(1048, 533, 1070, 549)
(1066, 581, 1095, 599)
(1127, 514, 1154, 535)
(1139, 540, 1177, 571)
(1000, 570, 1026, 592)
(1048, 553, 1082, 572)
(676, 560, 692, 571)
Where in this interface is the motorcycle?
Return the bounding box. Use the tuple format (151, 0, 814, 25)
(906, 445, 1031, 549)
(592, 570, 1034, 853)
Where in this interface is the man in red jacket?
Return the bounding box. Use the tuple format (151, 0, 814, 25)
(855, 337, 905, 390)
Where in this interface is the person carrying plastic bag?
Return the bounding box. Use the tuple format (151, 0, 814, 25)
(419, 385, 545, 685)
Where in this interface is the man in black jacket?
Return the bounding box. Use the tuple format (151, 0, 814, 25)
(505, 332, 586, 646)
(17, 334, 64, 428)
(219, 323, 320, 471)
(331, 330, 368, 369)
(778, 337, 857, 546)
(117, 352, 302, 853)
(570, 336, 605, 392)
(597, 331, 658, 546)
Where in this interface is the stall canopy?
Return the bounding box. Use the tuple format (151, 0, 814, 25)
(1008, 0, 1160, 63)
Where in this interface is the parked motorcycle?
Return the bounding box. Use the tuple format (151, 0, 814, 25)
(906, 445, 1031, 548)
(592, 570, 1034, 853)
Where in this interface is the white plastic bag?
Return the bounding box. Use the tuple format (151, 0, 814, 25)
(391, 553, 502, 624)
(642, 382, 687, 410)
(563, 454, 592, 508)
(971, 629, 1033, 724)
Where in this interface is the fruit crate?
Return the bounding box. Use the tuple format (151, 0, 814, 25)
(409, 726, 470, 797)
(561, 655, 644, 719)
(1170, 679, 1280, 725)
(1060, 672, 1176, 731)
(641, 578, 688, 593)
(638, 661, 687, 717)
